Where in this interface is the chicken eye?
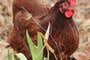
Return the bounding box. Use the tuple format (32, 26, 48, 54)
(62, 2, 69, 9)
(59, 4, 63, 8)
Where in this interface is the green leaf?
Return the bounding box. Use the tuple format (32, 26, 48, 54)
(26, 30, 35, 53)
(37, 32, 43, 49)
(8, 50, 15, 60)
(37, 32, 43, 60)
(26, 30, 43, 60)
(16, 53, 27, 60)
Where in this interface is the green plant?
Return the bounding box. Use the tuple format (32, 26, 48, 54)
(26, 31, 43, 60)
(8, 24, 51, 60)
(8, 50, 27, 60)
(8, 50, 15, 60)
(16, 53, 27, 60)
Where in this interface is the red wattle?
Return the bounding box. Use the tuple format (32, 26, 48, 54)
(65, 10, 74, 18)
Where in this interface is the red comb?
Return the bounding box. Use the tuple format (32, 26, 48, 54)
(70, 0, 76, 6)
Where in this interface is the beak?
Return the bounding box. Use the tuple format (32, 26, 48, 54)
(68, 5, 75, 11)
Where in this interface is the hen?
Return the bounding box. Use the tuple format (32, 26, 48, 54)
(8, 0, 79, 60)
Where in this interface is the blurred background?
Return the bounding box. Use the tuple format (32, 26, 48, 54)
(0, 0, 90, 60)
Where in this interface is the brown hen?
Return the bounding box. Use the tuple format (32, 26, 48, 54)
(8, 0, 79, 60)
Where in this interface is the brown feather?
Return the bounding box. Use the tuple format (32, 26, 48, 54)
(13, 0, 49, 17)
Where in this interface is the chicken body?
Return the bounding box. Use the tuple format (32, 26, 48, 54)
(13, 0, 49, 17)
(8, 0, 79, 60)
